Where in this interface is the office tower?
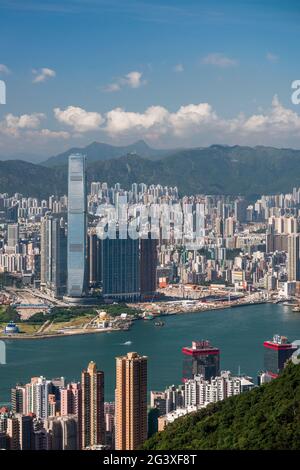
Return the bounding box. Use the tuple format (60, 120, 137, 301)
(81, 361, 105, 449)
(67, 154, 87, 298)
(41, 215, 67, 297)
(60, 382, 82, 449)
(11, 385, 26, 414)
(287, 234, 300, 281)
(87, 232, 102, 286)
(182, 340, 220, 382)
(115, 352, 148, 450)
(6, 223, 19, 254)
(264, 335, 298, 378)
(102, 230, 140, 301)
(140, 235, 158, 300)
(234, 199, 248, 223)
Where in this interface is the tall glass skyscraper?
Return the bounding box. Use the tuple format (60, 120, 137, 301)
(101, 229, 140, 301)
(67, 154, 87, 297)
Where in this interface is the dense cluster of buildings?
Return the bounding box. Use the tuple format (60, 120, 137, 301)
(1, 153, 300, 304)
(1, 335, 298, 450)
(0, 352, 147, 450)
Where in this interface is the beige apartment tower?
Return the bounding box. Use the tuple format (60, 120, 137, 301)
(288, 234, 300, 282)
(115, 352, 148, 450)
(81, 361, 105, 449)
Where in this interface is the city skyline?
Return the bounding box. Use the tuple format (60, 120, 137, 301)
(1, 0, 300, 455)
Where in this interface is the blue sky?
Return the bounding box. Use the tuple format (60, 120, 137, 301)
(0, 0, 300, 158)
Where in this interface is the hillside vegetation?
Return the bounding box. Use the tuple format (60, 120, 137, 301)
(143, 363, 300, 450)
(2, 145, 300, 197)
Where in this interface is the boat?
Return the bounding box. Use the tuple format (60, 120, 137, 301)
(143, 314, 154, 320)
(154, 321, 165, 327)
(292, 306, 300, 312)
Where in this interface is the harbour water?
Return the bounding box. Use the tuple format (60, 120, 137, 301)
(1, 303, 300, 404)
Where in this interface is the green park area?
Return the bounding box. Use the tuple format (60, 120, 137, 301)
(0, 303, 141, 336)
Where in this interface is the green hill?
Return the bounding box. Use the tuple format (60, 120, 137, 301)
(143, 363, 300, 450)
(2, 144, 300, 198)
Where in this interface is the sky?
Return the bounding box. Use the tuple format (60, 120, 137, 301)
(0, 0, 300, 159)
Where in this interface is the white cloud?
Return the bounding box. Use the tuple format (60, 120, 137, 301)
(27, 129, 70, 139)
(32, 67, 56, 83)
(125, 71, 144, 88)
(237, 95, 300, 134)
(0, 112, 70, 142)
(104, 71, 146, 92)
(0, 64, 11, 75)
(266, 52, 279, 63)
(52, 97, 300, 145)
(105, 106, 170, 136)
(3, 96, 300, 150)
(105, 82, 121, 92)
(103, 96, 300, 143)
(202, 53, 238, 67)
(0, 113, 45, 137)
(4, 112, 45, 130)
(54, 106, 104, 132)
(174, 63, 184, 73)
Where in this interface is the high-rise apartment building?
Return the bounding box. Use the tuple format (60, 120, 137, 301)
(104, 402, 115, 449)
(67, 154, 87, 298)
(6, 223, 19, 254)
(24, 376, 64, 419)
(184, 372, 254, 408)
(60, 382, 82, 449)
(81, 361, 105, 449)
(6, 414, 33, 450)
(287, 234, 300, 281)
(44, 415, 78, 450)
(11, 385, 26, 414)
(115, 352, 148, 450)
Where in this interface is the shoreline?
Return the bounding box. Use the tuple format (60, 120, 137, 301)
(0, 326, 120, 341)
(0, 300, 268, 341)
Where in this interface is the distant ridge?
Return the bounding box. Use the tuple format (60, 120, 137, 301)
(43, 140, 173, 167)
(1, 144, 300, 198)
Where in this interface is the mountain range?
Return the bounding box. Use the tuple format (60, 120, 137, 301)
(1, 142, 300, 198)
(43, 140, 174, 167)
